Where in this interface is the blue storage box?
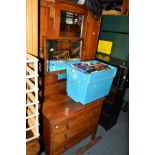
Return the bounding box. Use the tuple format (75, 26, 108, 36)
(66, 60, 117, 104)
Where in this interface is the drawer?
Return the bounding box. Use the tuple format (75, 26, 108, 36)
(53, 128, 90, 154)
(64, 128, 91, 150)
(53, 143, 65, 155)
(53, 132, 66, 144)
(52, 121, 66, 134)
(53, 129, 90, 153)
(67, 120, 91, 139)
(67, 110, 92, 129)
(53, 120, 91, 144)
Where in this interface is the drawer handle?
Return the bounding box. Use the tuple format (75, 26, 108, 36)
(64, 133, 68, 139)
(55, 125, 59, 129)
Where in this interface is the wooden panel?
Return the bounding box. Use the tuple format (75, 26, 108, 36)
(42, 91, 105, 154)
(52, 143, 65, 155)
(67, 110, 92, 129)
(26, 0, 38, 56)
(81, 12, 101, 60)
(52, 129, 91, 154)
(64, 128, 90, 150)
(26, 0, 33, 54)
(53, 121, 66, 134)
(42, 115, 53, 155)
(60, 1, 87, 14)
(40, 6, 49, 48)
(121, 0, 129, 15)
(40, 2, 55, 48)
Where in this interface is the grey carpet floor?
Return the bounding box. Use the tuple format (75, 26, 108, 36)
(41, 110, 129, 155)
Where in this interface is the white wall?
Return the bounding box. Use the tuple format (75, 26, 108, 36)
(0, 0, 26, 154)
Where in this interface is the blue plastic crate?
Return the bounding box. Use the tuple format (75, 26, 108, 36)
(66, 60, 117, 104)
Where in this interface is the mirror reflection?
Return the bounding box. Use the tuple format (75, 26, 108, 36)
(60, 11, 83, 37)
(46, 39, 82, 60)
(46, 38, 82, 72)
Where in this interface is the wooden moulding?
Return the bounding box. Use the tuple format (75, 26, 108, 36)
(60, 0, 87, 14)
(102, 10, 122, 16)
(60, 0, 87, 11)
(41, 0, 55, 18)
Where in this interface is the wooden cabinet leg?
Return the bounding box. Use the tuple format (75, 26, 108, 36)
(73, 136, 102, 155)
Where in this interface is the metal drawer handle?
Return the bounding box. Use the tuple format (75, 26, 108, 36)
(64, 133, 68, 139)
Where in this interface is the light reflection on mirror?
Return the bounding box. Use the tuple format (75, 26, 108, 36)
(60, 11, 83, 37)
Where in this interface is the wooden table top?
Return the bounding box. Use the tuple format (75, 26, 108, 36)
(42, 83, 105, 123)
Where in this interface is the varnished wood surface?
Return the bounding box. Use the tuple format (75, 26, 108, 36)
(41, 81, 105, 154)
(26, 0, 38, 56)
(42, 81, 104, 123)
(40, 0, 101, 62)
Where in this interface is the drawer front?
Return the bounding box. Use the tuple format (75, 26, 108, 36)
(53, 143, 65, 155)
(53, 121, 91, 145)
(52, 120, 68, 144)
(52, 105, 102, 154)
(64, 128, 91, 151)
(67, 110, 92, 128)
(53, 110, 92, 144)
(53, 121, 66, 134)
(67, 120, 91, 140)
(53, 128, 90, 154)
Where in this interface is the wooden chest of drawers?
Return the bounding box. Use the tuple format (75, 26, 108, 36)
(42, 88, 105, 155)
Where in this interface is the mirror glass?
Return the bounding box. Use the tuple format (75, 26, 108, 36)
(46, 38, 82, 72)
(46, 39, 82, 60)
(60, 11, 83, 37)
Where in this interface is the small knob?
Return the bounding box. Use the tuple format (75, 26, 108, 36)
(55, 125, 59, 129)
(64, 133, 68, 139)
